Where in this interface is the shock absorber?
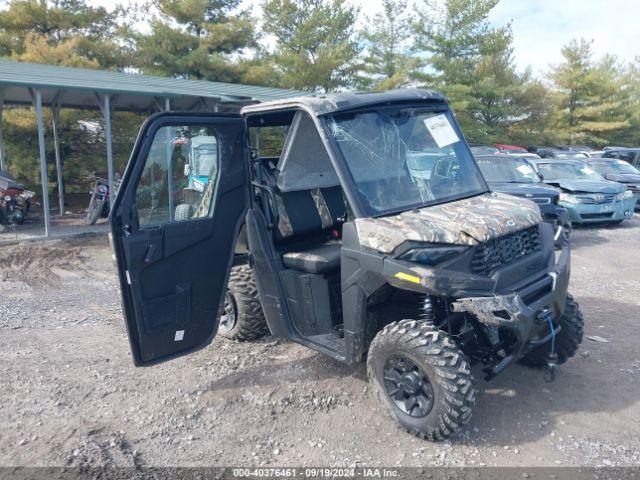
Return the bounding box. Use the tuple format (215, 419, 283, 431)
(420, 295, 435, 325)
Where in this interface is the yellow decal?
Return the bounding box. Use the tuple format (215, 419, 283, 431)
(394, 272, 422, 284)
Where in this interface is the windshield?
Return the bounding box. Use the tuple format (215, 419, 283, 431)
(476, 157, 540, 183)
(471, 145, 500, 155)
(503, 147, 528, 153)
(327, 107, 487, 215)
(588, 160, 640, 176)
(537, 162, 604, 181)
(553, 151, 587, 159)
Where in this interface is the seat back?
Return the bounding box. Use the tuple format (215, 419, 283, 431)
(274, 186, 346, 243)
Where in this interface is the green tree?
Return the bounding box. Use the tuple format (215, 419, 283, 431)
(550, 39, 629, 146)
(358, 0, 420, 90)
(133, 0, 255, 82)
(414, 0, 543, 144)
(0, 0, 132, 69)
(0, 0, 139, 199)
(261, 0, 360, 92)
(621, 57, 640, 146)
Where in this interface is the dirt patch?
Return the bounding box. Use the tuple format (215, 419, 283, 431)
(0, 235, 104, 287)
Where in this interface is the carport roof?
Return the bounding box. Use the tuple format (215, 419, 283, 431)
(0, 60, 305, 111)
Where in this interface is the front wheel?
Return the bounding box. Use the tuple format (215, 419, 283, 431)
(86, 194, 105, 225)
(367, 319, 475, 441)
(520, 294, 584, 367)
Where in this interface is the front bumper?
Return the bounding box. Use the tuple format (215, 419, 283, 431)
(561, 198, 636, 224)
(450, 241, 570, 368)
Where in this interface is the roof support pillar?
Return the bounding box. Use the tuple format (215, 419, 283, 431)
(101, 94, 115, 213)
(51, 92, 64, 215)
(0, 87, 5, 171)
(164, 98, 173, 221)
(30, 88, 51, 237)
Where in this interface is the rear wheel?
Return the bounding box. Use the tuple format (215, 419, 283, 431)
(367, 319, 475, 441)
(219, 265, 269, 341)
(520, 294, 584, 367)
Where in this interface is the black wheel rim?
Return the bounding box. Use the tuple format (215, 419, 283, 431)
(220, 292, 237, 332)
(383, 354, 435, 418)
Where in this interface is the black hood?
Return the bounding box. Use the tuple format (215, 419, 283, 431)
(602, 172, 640, 184)
(488, 181, 559, 200)
(543, 179, 625, 194)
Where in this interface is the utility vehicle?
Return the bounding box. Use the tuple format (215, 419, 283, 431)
(110, 89, 584, 441)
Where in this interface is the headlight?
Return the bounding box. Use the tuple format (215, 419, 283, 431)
(616, 190, 633, 201)
(4, 195, 11, 202)
(398, 244, 468, 266)
(559, 193, 580, 204)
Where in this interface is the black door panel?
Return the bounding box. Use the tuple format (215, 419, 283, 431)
(111, 113, 249, 366)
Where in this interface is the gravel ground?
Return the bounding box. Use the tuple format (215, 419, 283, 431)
(1, 217, 639, 468)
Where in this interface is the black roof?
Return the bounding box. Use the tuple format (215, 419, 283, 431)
(242, 88, 447, 116)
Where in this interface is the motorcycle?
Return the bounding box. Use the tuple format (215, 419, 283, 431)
(0, 171, 34, 227)
(86, 174, 120, 225)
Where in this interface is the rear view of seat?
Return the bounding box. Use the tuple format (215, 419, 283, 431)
(273, 186, 346, 274)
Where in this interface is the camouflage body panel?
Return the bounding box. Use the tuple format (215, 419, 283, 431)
(355, 192, 542, 254)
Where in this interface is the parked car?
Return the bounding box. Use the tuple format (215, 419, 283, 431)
(584, 158, 640, 209)
(529, 159, 636, 225)
(537, 148, 588, 159)
(494, 144, 540, 158)
(475, 154, 570, 232)
(469, 144, 500, 155)
(601, 148, 640, 169)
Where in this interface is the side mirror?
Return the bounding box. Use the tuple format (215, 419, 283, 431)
(184, 163, 191, 176)
(537, 172, 544, 181)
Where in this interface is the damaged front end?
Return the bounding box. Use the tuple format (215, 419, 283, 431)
(381, 219, 571, 381)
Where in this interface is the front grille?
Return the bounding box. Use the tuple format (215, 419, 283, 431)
(470, 225, 543, 277)
(581, 212, 614, 219)
(575, 193, 615, 204)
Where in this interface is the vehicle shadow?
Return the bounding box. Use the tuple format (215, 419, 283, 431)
(459, 295, 638, 447)
(201, 349, 367, 393)
(568, 221, 623, 249)
(202, 296, 637, 447)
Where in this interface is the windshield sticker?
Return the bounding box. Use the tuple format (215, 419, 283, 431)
(517, 164, 534, 174)
(423, 114, 459, 148)
(581, 167, 595, 174)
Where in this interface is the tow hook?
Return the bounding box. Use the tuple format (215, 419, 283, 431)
(544, 352, 558, 382)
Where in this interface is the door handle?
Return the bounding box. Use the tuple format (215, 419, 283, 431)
(144, 244, 157, 264)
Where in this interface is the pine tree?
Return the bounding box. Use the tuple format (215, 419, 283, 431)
(261, 0, 360, 92)
(0, 0, 131, 69)
(414, 0, 540, 144)
(358, 0, 420, 90)
(550, 39, 629, 146)
(133, 0, 255, 82)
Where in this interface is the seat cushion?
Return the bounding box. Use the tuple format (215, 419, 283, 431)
(282, 243, 341, 274)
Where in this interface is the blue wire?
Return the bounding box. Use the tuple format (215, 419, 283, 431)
(547, 314, 556, 354)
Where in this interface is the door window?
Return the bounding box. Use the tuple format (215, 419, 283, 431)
(135, 126, 220, 228)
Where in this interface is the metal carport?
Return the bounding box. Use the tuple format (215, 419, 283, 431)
(0, 60, 302, 237)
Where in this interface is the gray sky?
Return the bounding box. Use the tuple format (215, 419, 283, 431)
(87, 0, 640, 75)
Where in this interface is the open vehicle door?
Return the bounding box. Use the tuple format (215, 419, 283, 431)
(110, 113, 249, 366)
